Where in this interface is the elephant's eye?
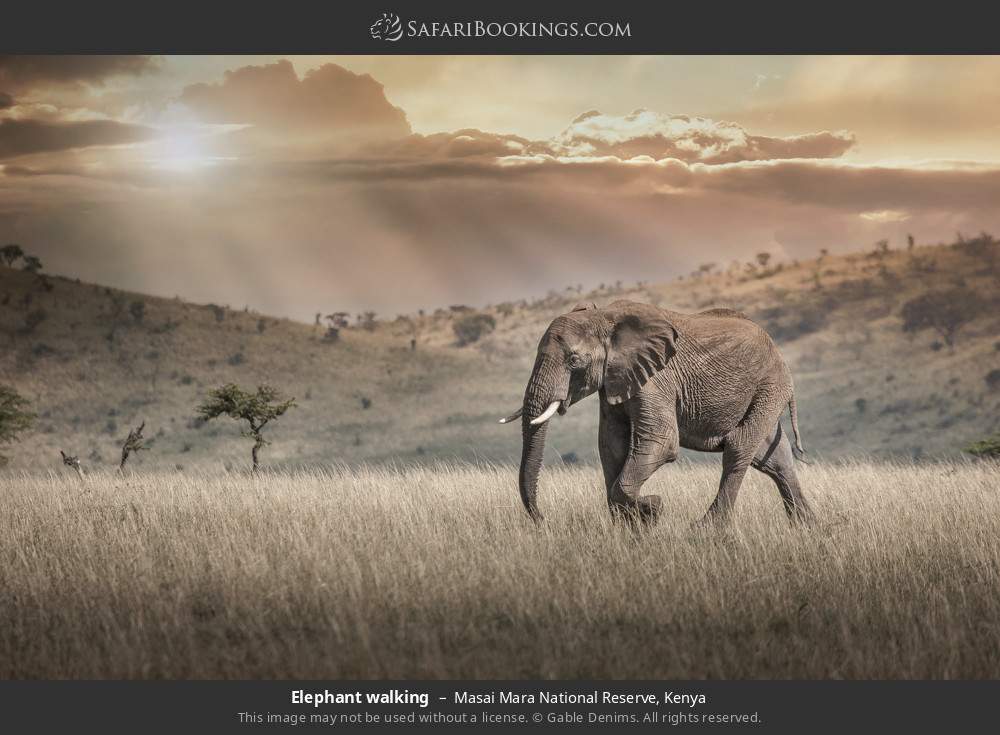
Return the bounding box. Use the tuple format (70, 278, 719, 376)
(568, 353, 585, 369)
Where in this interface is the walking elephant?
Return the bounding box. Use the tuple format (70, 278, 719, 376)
(498, 300, 813, 527)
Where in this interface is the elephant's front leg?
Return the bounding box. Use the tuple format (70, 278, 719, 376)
(601, 390, 679, 529)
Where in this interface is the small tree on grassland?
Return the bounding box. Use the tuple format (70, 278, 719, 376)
(901, 288, 983, 350)
(964, 432, 1000, 460)
(0, 385, 35, 466)
(1, 244, 24, 267)
(197, 384, 295, 473)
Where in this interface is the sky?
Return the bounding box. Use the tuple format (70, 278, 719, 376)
(2, 54, 1000, 319)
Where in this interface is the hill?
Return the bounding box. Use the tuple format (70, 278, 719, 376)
(1, 235, 998, 472)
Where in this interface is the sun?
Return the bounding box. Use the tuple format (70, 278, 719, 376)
(147, 124, 226, 172)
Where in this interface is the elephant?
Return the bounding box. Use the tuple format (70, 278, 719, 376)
(498, 300, 813, 527)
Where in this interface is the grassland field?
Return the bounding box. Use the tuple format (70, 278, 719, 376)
(3, 459, 998, 679)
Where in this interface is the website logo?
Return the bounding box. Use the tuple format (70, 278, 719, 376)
(370, 12, 404, 42)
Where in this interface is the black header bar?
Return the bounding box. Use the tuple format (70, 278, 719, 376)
(2, 1, 998, 54)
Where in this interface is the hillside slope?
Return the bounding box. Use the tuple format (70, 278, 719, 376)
(1, 236, 998, 473)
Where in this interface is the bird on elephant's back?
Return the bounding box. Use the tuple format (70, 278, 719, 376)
(498, 300, 813, 528)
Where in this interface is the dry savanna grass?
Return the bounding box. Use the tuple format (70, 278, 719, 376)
(2, 460, 999, 679)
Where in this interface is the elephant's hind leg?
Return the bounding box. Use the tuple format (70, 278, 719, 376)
(702, 388, 783, 523)
(752, 422, 814, 523)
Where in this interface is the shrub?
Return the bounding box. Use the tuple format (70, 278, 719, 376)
(901, 288, 983, 349)
(954, 231, 996, 259)
(759, 303, 827, 343)
(22, 309, 47, 334)
(21, 255, 42, 273)
(985, 369, 1000, 390)
(964, 432, 1000, 460)
(129, 300, 145, 324)
(0, 385, 34, 466)
(453, 313, 496, 346)
(560, 451, 580, 465)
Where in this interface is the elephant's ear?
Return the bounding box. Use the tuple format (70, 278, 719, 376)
(602, 301, 679, 405)
(572, 301, 597, 312)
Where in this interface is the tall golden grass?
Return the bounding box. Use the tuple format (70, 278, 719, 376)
(2, 460, 998, 679)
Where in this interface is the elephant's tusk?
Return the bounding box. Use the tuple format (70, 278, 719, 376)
(498, 408, 523, 424)
(530, 401, 561, 426)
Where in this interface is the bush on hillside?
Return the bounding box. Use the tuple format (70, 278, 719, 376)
(901, 288, 983, 349)
(758, 303, 827, 343)
(453, 313, 496, 346)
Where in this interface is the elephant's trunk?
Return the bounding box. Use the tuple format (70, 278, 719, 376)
(518, 354, 566, 522)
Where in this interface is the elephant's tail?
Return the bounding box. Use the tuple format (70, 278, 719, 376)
(787, 394, 806, 458)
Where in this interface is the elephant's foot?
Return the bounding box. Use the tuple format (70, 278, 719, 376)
(609, 495, 662, 531)
(692, 507, 733, 530)
(638, 495, 662, 525)
(787, 504, 816, 527)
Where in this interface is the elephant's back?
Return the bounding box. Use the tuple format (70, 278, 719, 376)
(695, 307, 751, 321)
(680, 310, 787, 375)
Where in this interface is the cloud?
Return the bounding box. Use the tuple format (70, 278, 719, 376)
(4, 59, 1000, 318)
(361, 110, 854, 167)
(177, 60, 409, 148)
(0, 55, 157, 94)
(365, 129, 539, 159)
(859, 209, 910, 223)
(0, 117, 154, 160)
(0, 92, 13, 109)
(548, 109, 855, 163)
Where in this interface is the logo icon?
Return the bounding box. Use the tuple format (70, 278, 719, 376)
(370, 12, 403, 42)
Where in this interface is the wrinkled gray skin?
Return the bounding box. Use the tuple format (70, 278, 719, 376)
(507, 300, 813, 528)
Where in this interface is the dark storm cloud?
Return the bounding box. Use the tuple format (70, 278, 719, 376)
(0, 117, 154, 160)
(0, 55, 156, 94)
(177, 60, 410, 143)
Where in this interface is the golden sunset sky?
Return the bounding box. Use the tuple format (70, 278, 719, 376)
(2, 55, 999, 317)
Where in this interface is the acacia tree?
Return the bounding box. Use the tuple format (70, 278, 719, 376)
(197, 384, 295, 473)
(0, 385, 35, 466)
(901, 288, 983, 350)
(1, 244, 24, 267)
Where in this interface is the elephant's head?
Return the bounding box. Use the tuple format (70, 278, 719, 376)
(499, 300, 680, 521)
